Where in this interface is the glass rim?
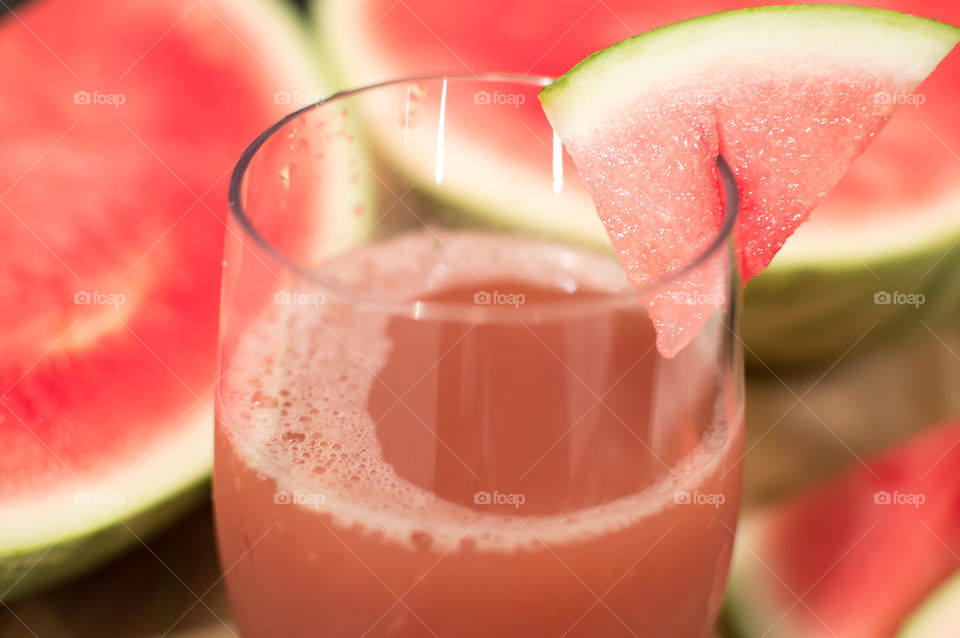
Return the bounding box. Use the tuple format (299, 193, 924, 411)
(227, 73, 740, 318)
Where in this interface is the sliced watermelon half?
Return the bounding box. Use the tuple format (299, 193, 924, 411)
(538, 5, 959, 355)
(0, 0, 326, 600)
(725, 419, 960, 638)
(315, 0, 960, 367)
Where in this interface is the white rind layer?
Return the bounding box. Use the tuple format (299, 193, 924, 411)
(0, 402, 212, 554)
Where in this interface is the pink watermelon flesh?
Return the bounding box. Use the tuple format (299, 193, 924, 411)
(0, 0, 307, 510)
(716, 76, 912, 279)
(538, 12, 957, 356)
(557, 73, 914, 355)
(730, 419, 960, 637)
(556, 99, 728, 356)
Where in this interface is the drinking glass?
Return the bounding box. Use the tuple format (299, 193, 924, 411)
(215, 75, 743, 637)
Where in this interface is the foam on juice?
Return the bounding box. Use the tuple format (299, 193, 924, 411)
(220, 230, 736, 551)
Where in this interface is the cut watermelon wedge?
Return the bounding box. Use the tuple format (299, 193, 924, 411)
(539, 5, 959, 355)
(316, 0, 960, 366)
(0, 0, 323, 600)
(897, 568, 960, 636)
(725, 419, 960, 638)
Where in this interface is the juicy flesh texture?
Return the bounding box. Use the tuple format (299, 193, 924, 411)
(556, 71, 910, 355)
(0, 0, 293, 498)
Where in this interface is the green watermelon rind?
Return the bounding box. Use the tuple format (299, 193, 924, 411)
(0, 0, 320, 603)
(539, 5, 960, 110)
(0, 476, 210, 603)
(0, 405, 214, 602)
(743, 227, 960, 367)
(896, 569, 960, 636)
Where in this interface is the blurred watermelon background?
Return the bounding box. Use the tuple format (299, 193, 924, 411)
(1, 0, 958, 636)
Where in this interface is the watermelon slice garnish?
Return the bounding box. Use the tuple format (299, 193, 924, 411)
(725, 419, 960, 638)
(539, 5, 959, 356)
(0, 0, 329, 600)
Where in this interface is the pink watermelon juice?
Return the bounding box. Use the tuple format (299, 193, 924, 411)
(214, 231, 742, 637)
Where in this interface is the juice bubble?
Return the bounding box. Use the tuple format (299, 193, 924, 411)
(282, 431, 306, 443)
(251, 390, 278, 408)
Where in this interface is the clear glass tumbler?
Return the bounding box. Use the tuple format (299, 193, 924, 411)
(215, 75, 744, 637)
